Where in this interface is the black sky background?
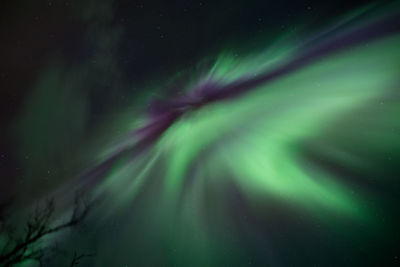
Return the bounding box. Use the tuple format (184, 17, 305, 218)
(0, 0, 383, 207)
(1, 1, 400, 266)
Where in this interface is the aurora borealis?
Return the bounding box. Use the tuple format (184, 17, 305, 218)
(1, 0, 400, 266)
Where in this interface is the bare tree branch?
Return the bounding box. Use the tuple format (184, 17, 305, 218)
(0, 194, 94, 267)
(69, 251, 95, 267)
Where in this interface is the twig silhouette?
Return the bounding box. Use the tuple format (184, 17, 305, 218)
(69, 251, 95, 267)
(0, 194, 93, 267)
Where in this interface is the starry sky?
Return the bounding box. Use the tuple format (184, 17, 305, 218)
(1, 0, 400, 266)
(0, 0, 378, 203)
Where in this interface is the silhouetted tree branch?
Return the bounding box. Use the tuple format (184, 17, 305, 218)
(0, 194, 94, 267)
(69, 251, 95, 267)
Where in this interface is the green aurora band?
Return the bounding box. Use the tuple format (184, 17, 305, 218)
(8, 3, 400, 266)
(87, 14, 400, 267)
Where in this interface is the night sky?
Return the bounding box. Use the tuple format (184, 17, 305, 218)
(1, 0, 400, 266)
